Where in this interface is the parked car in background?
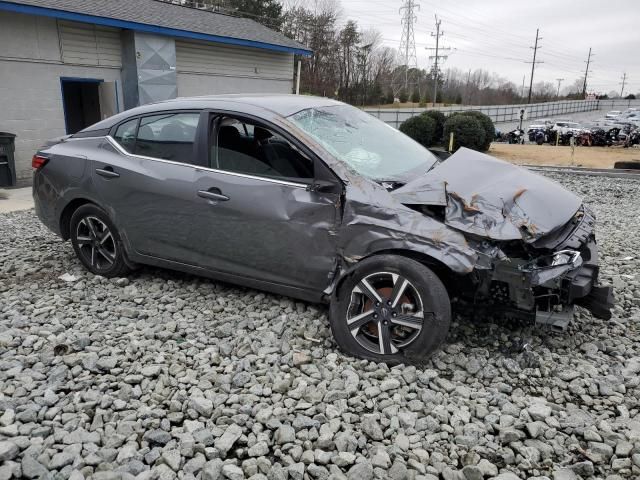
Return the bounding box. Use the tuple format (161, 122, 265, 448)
(605, 110, 622, 119)
(552, 120, 583, 135)
(527, 118, 553, 134)
(618, 111, 640, 126)
(32, 95, 614, 363)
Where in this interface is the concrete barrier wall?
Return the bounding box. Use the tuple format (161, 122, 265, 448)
(364, 99, 640, 129)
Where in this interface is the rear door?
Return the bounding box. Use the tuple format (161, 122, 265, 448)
(92, 110, 205, 261)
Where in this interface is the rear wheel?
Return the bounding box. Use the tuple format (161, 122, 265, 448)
(329, 255, 451, 364)
(69, 204, 130, 277)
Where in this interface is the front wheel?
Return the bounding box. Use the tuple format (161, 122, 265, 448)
(69, 204, 130, 277)
(329, 255, 451, 364)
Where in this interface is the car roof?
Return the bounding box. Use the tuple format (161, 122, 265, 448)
(80, 94, 345, 133)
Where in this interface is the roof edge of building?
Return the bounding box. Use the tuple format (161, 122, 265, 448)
(0, 0, 312, 56)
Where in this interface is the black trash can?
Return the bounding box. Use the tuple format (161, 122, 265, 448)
(0, 132, 17, 187)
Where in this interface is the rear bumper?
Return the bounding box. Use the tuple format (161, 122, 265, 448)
(33, 171, 62, 236)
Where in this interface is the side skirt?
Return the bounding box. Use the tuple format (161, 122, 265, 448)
(127, 251, 326, 304)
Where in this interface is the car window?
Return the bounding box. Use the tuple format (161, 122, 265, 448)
(113, 118, 139, 153)
(289, 105, 438, 182)
(133, 113, 200, 163)
(211, 117, 313, 181)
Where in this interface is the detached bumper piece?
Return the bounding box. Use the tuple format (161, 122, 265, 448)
(559, 239, 615, 320)
(499, 235, 615, 329)
(576, 284, 615, 320)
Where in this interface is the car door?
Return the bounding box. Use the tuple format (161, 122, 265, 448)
(92, 110, 206, 262)
(186, 114, 342, 291)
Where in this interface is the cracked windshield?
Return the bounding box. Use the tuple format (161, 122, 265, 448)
(290, 105, 437, 181)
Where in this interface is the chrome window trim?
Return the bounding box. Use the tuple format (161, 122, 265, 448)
(104, 136, 310, 189)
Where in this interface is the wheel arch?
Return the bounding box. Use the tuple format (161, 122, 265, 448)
(332, 248, 465, 302)
(59, 198, 96, 240)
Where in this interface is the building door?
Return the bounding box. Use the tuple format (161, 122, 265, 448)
(98, 82, 119, 120)
(60, 78, 106, 134)
(60, 78, 119, 135)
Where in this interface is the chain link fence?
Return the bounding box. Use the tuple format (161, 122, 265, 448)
(364, 99, 608, 129)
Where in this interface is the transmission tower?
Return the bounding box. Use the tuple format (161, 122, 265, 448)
(398, 0, 419, 93)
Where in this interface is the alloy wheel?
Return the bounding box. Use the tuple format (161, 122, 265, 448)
(346, 271, 427, 355)
(75, 216, 117, 272)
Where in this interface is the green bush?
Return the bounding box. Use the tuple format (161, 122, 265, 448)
(399, 114, 436, 148)
(398, 89, 408, 103)
(421, 110, 446, 144)
(411, 90, 421, 103)
(443, 115, 485, 152)
(458, 110, 495, 150)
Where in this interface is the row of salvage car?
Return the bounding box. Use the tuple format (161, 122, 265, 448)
(526, 107, 640, 147)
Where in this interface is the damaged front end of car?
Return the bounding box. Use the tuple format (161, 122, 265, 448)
(468, 205, 614, 331)
(386, 148, 615, 329)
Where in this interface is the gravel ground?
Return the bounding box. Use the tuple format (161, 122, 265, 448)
(1, 172, 639, 480)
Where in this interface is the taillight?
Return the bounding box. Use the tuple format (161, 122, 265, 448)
(32, 154, 49, 170)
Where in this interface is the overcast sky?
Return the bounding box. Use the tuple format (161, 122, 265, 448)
(336, 0, 639, 95)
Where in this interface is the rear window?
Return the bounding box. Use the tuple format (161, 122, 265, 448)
(112, 112, 200, 164)
(113, 118, 138, 153)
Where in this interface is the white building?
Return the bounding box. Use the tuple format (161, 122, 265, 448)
(0, 0, 310, 185)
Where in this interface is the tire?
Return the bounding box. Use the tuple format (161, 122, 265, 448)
(69, 204, 130, 277)
(329, 255, 451, 364)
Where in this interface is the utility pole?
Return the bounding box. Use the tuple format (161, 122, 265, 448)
(555, 78, 564, 98)
(521, 75, 526, 99)
(465, 69, 471, 104)
(582, 47, 593, 98)
(426, 16, 451, 106)
(359, 43, 373, 106)
(398, 0, 419, 92)
(525, 28, 543, 104)
(620, 72, 627, 98)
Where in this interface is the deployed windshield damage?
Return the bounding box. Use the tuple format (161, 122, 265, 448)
(289, 105, 438, 182)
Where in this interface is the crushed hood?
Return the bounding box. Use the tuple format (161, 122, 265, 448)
(391, 148, 582, 241)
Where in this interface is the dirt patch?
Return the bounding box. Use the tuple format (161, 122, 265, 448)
(489, 143, 640, 168)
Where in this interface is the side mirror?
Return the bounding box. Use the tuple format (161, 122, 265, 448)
(308, 179, 338, 193)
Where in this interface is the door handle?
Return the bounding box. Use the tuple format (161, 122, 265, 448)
(197, 189, 229, 202)
(95, 166, 120, 179)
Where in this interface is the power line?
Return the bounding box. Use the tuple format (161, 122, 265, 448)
(525, 28, 543, 104)
(582, 48, 593, 97)
(398, 0, 419, 91)
(425, 15, 451, 106)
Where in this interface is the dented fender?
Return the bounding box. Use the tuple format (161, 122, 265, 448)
(335, 181, 480, 276)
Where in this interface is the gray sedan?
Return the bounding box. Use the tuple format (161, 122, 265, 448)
(33, 95, 613, 363)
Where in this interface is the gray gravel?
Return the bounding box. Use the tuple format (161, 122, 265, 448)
(1, 172, 639, 480)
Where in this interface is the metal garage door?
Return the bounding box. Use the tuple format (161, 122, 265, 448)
(58, 20, 122, 67)
(176, 39, 292, 80)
